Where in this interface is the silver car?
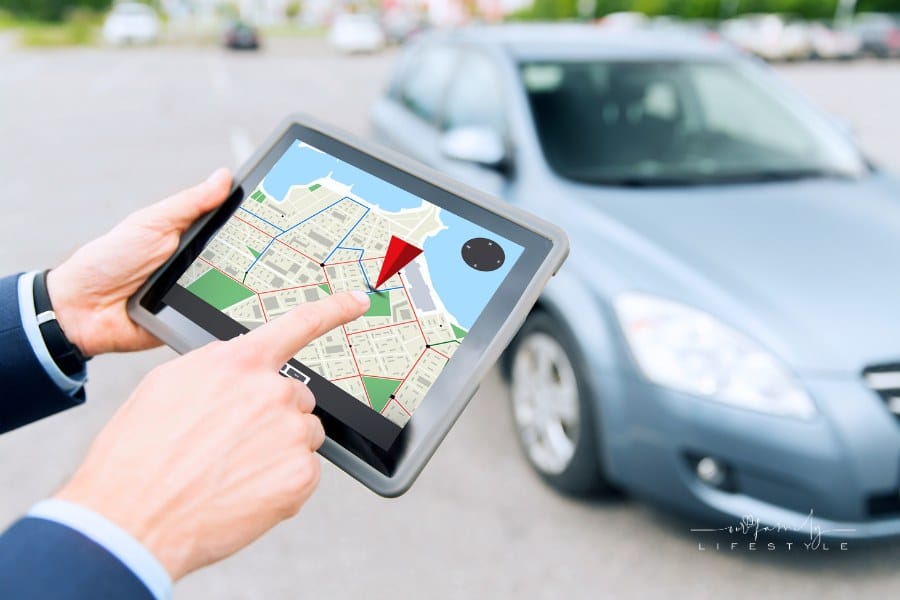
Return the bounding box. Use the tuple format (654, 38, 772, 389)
(371, 24, 900, 537)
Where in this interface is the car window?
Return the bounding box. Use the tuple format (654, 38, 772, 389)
(521, 60, 866, 185)
(442, 52, 505, 134)
(689, 65, 810, 157)
(399, 45, 460, 124)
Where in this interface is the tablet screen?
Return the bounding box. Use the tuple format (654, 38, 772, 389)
(170, 139, 523, 446)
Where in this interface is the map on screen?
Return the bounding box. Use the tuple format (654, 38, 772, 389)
(177, 140, 523, 428)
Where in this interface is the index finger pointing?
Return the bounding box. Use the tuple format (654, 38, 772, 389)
(238, 290, 370, 368)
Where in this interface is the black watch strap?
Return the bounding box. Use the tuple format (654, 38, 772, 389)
(32, 270, 88, 377)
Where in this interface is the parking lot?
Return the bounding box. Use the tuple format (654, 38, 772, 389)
(1, 39, 899, 598)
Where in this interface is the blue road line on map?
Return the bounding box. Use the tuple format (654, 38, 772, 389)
(238, 207, 285, 233)
(332, 245, 375, 288)
(321, 204, 370, 264)
(245, 238, 276, 273)
(277, 197, 350, 238)
(368, 286, 401, 294)
(245, 196, 363, 275)
(360, 265, 373, 288)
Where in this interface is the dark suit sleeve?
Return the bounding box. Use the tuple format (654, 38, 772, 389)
(0, 274, 85, 434)
(0, 517, 154, 599)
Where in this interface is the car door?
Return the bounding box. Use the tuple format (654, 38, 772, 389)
(432, 49, 511, 199)
(370, 42, 461, 166)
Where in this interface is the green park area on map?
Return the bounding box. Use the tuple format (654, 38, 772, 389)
(186, 269, 255, 310)
(364, 290, 392, 317)
(362, 376, 402, 412)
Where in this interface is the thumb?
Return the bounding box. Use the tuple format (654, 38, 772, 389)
(145, 168, 232, 233)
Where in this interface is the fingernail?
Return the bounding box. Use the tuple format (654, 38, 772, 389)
(206, 167, 229, 186)
(351, 290, 370, 309)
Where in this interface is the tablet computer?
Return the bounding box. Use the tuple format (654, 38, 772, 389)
(128, 114, 568, 497)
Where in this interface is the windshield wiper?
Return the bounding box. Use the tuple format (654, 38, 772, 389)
(573, 168, 856, 187)
(711, 168, 855, 183)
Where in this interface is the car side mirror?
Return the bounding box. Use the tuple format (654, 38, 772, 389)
(440, 126, 508, 171)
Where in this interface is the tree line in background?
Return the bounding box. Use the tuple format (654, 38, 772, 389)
(516, 0, 900, 21)
(2, 0, 899, 23)
(0, 0, 112, 22)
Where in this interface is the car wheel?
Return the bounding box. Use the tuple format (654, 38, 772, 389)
(508, 311, 614, 496)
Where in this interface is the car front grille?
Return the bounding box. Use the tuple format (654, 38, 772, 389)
(864, 364, 900, 417)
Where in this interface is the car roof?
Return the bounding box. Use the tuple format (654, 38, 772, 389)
(425, 24, 738, 62)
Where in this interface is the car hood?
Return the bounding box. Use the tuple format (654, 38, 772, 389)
(550, 173, 900, 375)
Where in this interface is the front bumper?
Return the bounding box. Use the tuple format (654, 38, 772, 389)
(597, 371, 900, 539)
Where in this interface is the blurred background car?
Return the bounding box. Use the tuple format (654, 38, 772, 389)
(381, 7, 426, 44)
(101, 2, 160, 46)
(807, 21, 861, 59)
(597, 11, 649, 30)
(371, 24, 900, 536)
(844, 12, 900, 58)
(223, 20, 260, 50)
(721, 14, 812, 61)
(328, 13, 386, 53)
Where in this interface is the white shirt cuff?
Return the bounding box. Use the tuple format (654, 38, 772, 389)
(17, 271, 87, 396)
(28, 499, 173, 600)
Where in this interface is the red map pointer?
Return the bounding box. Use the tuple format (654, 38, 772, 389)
(375, 235, 423, 289)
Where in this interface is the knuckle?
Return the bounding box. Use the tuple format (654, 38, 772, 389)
(288, 413, 309, 440)
(308, 415, 326, 449)
(281, 455, 319, 515)
(270, 377, 297, 408)
(296, 385, 315, 413)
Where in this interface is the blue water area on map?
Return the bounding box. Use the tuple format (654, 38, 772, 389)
(262, 141, 421, 211)
(424, 211, 524, 331)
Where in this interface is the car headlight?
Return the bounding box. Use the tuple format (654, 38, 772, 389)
(614, 292, 816, 419)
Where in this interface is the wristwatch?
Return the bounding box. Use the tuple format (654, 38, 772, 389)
(32, 270, 88, 377)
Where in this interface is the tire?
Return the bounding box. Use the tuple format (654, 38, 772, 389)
(506, 311, 615, 496)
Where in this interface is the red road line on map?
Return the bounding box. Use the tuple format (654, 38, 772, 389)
(275, 239, 321, 264)
(428, 347, 450, 361)
(198, 257, 257, 293)
(259, 281, 329, 294)
(330, 374, 363, 383)
(323, 267, 372, 407)
(359, 374, 403, 381)
(257, 295, 268, 323)
(393, 348, 427, 399)
(234, 215, 280, 236)
(389, 399, 412, 417)
(234, 214, 322, 264)
(346, 320, 417, 336)
(344, 327, 371, 407)
(325, 256, 385, 267)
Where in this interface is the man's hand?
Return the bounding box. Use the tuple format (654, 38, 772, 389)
(55, 290, 370, 581)
(46, 168, 232, 357)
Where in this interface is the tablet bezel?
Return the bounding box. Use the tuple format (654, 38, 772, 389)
(127, 114, 568, 496)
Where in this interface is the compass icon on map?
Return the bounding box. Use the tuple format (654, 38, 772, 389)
(461, 238, 505, 272)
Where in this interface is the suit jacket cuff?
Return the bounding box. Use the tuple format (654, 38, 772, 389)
(28, 499, 173, 600)
(17, 271, 87, 396)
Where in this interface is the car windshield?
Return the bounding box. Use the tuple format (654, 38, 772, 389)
(521, 60, 868, 186)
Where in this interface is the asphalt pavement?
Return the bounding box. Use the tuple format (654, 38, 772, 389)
(1, 39, 900, 599)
